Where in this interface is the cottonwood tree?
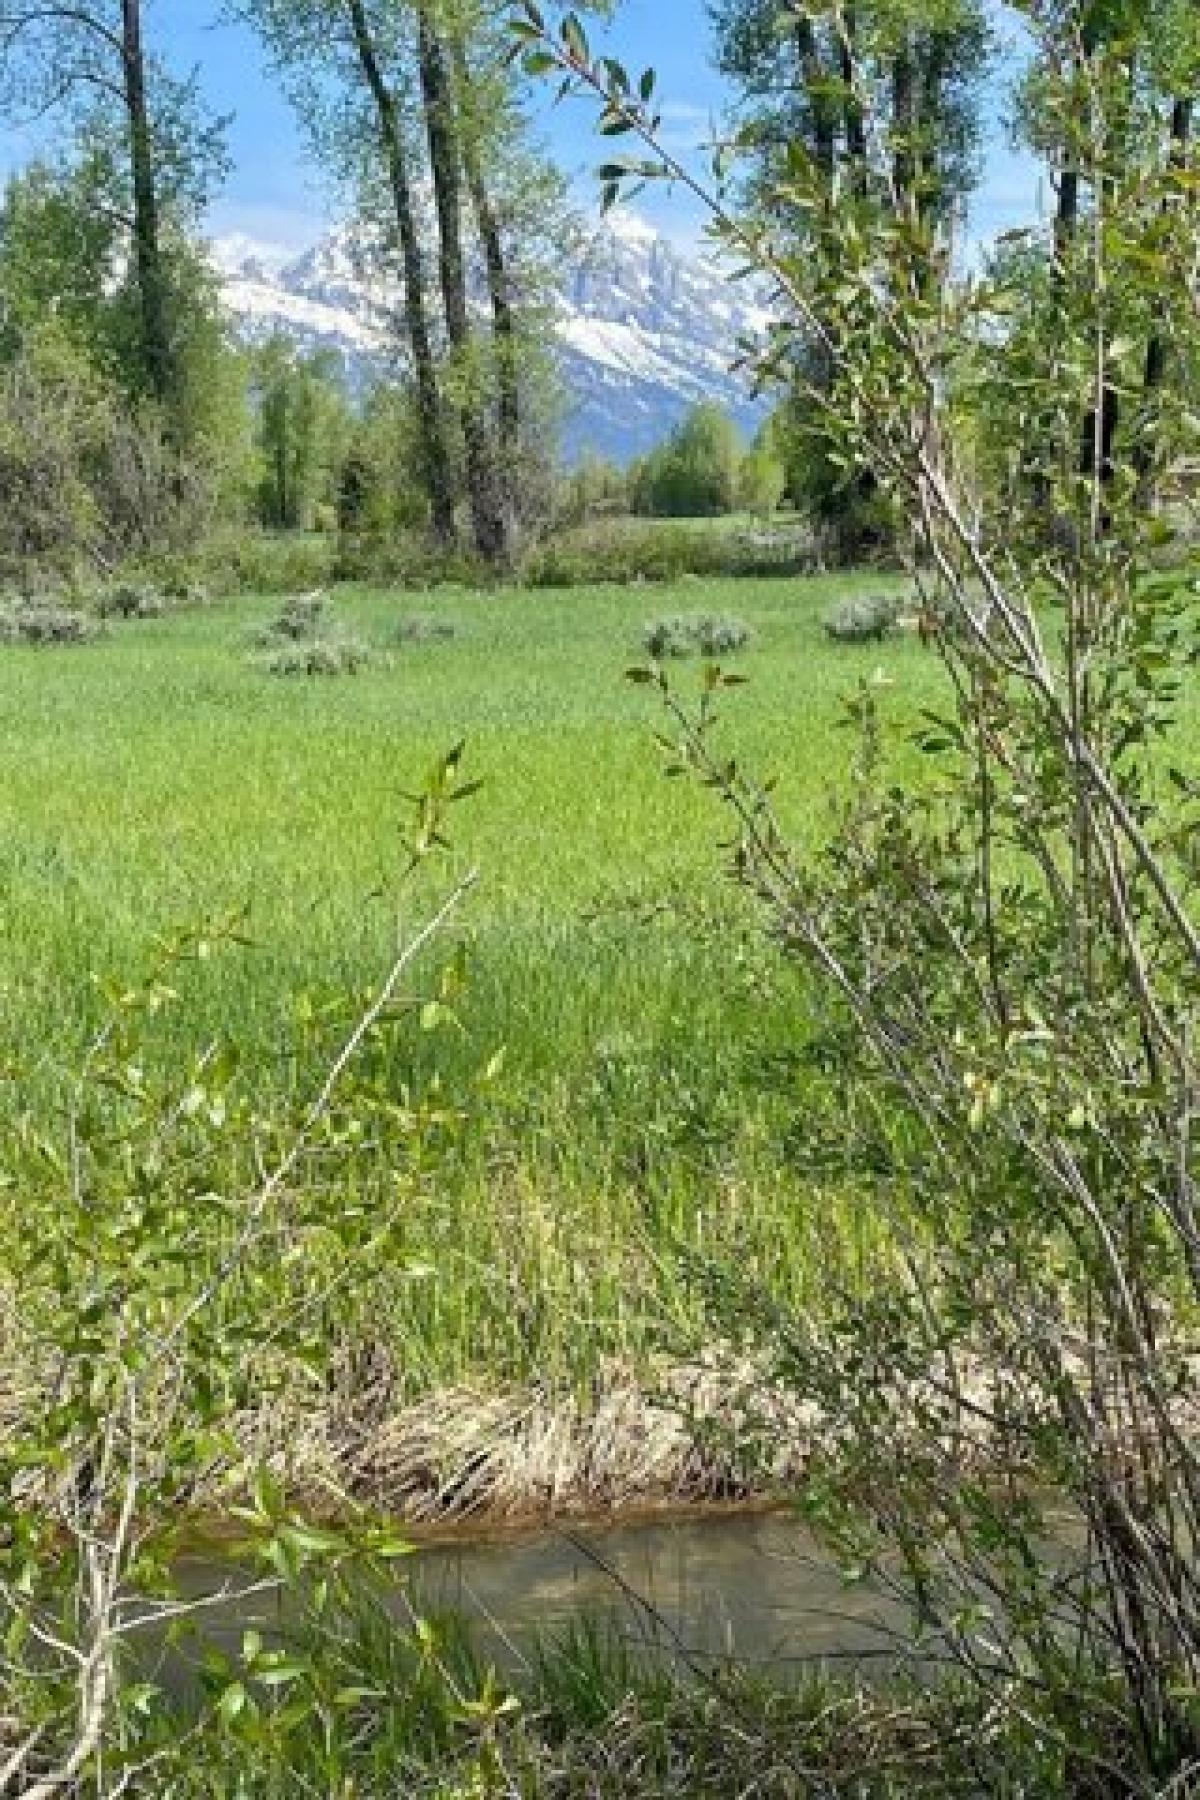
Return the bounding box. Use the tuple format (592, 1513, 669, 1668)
(1010, 0, 1199, 524)
(0, 152, 246, 566)
(0, 0, 229, 438)
(241, 0, 566, 563)
(713, 0, 990, 559)
(252, 336, 353, 531)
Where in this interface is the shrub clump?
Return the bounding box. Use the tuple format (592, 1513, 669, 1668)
(0, 594, 99, 645)
(96, 581, 166, 620)
(392, 614, 456, 645)
(823, 591, 904, 643)
(523, 520, 817, 589)
(255, 590, 330, 645)
(252, 590, 372, 676)
(643, 613, 752, 659)
(264, 636, 372, 678)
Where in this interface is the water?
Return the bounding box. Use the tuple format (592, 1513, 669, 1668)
(177, 1509, 910, 1679)
(409, 1510, 905, 1671)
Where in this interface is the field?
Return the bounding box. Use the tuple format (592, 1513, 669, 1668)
(1, 571, 942, 1485)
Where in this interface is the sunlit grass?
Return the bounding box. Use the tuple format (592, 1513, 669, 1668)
(0, 570, 933, 1398)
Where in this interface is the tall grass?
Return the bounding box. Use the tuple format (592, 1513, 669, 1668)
(0, 572, 945, 1486)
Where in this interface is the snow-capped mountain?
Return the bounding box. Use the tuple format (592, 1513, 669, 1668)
(213, 210, 773, 464)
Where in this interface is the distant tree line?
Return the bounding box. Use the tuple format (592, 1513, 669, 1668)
(561, 402, 787, 525)
(0, 0, 1195, 591)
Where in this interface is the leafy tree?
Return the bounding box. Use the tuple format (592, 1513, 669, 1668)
(0, 321, 116, 580)
(632, 402, 744, 517)
(0, 0, 230, 435)
(0, 153, 251, 570)
(712, 0, 991, 561)
(251, 336, 353, 531)
(737, 429, 786, 517)
(1008, 0, 1200, 524)
(558, 450, 629, 525)
(0, 158, 119, 367)
(239, 0, 569, 564)
(337, 382, 432, 535)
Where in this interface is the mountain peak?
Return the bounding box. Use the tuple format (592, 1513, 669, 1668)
(214, 208, 771, 463)
(602, 206, 660, 249)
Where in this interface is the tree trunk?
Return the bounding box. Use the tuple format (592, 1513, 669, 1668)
(418, 7, 507, 565)
(121, 0, 172, 416)
(796, 15, 836, 186)
(345, 0, 457, 546)
(1134, 96, 1193, 503)
(1079, 49, 1137, 522)
(891, 39, 917, 212)
(451, 37, 520, 553)
(917, 33, 949, 230)
(840, 6, 868, 198)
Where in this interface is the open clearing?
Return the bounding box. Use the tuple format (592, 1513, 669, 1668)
(0, 571, 930, 1080)
(3, 566, 1133, 1456)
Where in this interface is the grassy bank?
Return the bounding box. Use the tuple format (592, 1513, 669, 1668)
(132, 1584, 1090, 1798)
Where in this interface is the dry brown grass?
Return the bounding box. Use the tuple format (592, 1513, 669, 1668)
(218, 1355, 817, 1524)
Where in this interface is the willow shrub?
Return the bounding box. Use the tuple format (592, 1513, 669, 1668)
(0, 750, 485, 1792)
(521, 3, 1200, 1791)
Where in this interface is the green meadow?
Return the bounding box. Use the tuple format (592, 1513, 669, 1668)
(0, 573, 939, 1400)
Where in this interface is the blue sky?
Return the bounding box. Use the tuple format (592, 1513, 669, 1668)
(0, 0, 1045, 255)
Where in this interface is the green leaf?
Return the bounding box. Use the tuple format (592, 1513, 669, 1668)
(218, 1681, 249, 1723)
(561, 13, 589, 63)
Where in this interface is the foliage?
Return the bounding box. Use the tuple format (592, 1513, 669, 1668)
(0, 159, 251, 575)
(522, 517, 816, 587)
(0, 322, 118, 582)
(823, 590, 904, 642)
(339, 384, 436, 540)
(94, 580, 166, 620)
(92, 1593, 1111, 1797)
(642, 613, 752, 658)
(0, 743, 482, 1789)
(251, 586, 373, 675)
(737, 437, 786, 518)
(0, 592, 100, 645)
(522, 1, 1200, 1789)
(556, 451, 630, 527)
(769, 388, 902, 565)
(252, 335, 354, 532)
(254, 589, 332, 644)
(711, 0, 991, 565)
(240, 0, 573, 565)
(0, 0, 232, 429)
(630, 402, 745, 518)
(264, 633, 374, 676)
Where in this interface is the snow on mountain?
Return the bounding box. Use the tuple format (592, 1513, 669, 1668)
(212, 208, 773, 464)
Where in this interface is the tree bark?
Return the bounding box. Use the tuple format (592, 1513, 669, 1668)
(840, 5, 868, 199)
(121, 0, 172, 415)
(891, 38, 917, 213)
(1079, 48, 1137, 520)
(795, 15, 836, 186)
(345, 0, 457, 545)
(451, 37, 520, 551)
(418, 7, 506, 565)
(1134, 96, 1193, 502)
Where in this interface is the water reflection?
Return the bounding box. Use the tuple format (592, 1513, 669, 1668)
(179, 1510, 909, 1679)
